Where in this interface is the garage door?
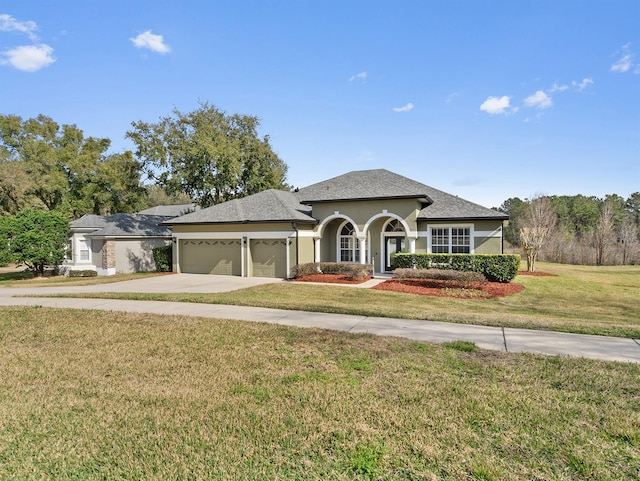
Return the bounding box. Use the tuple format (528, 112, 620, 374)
(180, 239, 241, 275)
(250, 239, 287, 278)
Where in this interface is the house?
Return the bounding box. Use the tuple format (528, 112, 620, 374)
(164, 169, 508, 278)
(65, 204, 197, 275)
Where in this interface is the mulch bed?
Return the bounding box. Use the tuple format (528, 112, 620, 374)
(293, 274, 372, 284)
(294, 273, 525, 298)
(372, 279, 525, 298)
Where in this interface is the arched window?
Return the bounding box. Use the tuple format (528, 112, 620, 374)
(339, 222, 359, 262)
(385, 219, 404, 232)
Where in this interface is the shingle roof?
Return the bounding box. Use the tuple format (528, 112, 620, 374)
(296, 169, 432, 203)
(164, 189, 316, 225)
(136, 204, 199, 216)
(70, 214, 172, 237)
(297, 169, 506, 220)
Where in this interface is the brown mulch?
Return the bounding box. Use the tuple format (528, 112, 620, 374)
(294, 273, 525, 298)
(373, 279, 525, 298)
(518, 270, 557, 277)
(293, 274, 373, 284)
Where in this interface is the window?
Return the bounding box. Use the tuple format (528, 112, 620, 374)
(430, 227, 471, 254)
(339, 222, 359, 262)
(78, 238, 90, 262)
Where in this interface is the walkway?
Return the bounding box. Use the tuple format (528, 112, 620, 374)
(0, 275, 638, 363)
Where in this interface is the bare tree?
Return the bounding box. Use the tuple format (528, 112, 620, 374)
(519, 195, 557, 272)
(594, 199, 616, 266)
(618, 218, 639, 265)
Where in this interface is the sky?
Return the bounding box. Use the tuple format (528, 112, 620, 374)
(1, 1, 639, 209)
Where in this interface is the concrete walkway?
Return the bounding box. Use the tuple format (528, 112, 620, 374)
(1, 274, 639, 363)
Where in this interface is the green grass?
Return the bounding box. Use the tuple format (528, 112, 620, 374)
(0, 270, 163, 287)
(0, 306, 638, 480)
(50, 263, 640, 338)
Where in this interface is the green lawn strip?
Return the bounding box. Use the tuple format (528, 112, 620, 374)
(47, 263, 640, 338)
(1, 306, 638, 480)
(0, 271, 164, 288)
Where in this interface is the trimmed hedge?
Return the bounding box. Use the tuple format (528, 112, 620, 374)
(393, 268, 486, 284)
(68, 269, 98, 278)
(392, 253, 520, 283)
(292, 262, 373, 281)
(152, 245, 172, 272)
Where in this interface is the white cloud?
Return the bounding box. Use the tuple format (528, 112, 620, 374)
(524, 90, 553, 109)
(611, 43, 633, 73)
(0, 13, 38, 40)
(130, 30, 171, 54)
(479, 96, 512, 115)
(572, 77, 593, 91)
(349, 71, 367, 82)
(1, 44, 55, 72)
(393, 102, 414, 112)
(549, 82, 569, 93)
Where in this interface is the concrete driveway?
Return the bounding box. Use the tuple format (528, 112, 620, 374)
(0, 273, 285, 297)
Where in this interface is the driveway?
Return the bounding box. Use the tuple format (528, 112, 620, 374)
(0, 273, 285, 296)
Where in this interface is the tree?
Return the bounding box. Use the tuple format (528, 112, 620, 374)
(619, 219, 640, 265)
(496, 197, 526, 246)
(126, 102, 289, 207)
(0, 114, 146, 216)
(626, 192, 640, 226)
(593, 199, 616, 266)
(519, 195, 557, 272)
(4, 209, 69, 276)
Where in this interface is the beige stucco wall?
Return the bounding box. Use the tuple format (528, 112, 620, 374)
(114, 238, 170, 274)
(311, 199, 422, 234)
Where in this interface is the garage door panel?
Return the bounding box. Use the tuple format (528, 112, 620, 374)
(251, 239, 287, 278)
(180, 239, 241, 275)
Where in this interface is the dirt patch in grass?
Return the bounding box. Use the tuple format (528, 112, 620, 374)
(518, 270, 557, 277)
(294, 274, 372, 284)
(373, 278, 525, 298)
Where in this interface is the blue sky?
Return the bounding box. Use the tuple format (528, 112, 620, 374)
(1, 1, 639, 208)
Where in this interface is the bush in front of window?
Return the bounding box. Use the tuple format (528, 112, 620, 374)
(292, 262, 373, 280)
(152, 245, 172, 272)
(392, 253, 520, 283)
(68, 269, 98, 277)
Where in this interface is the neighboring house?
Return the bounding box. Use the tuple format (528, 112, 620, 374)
(65, 204, 197, 275)
(164, 169, 508, 278)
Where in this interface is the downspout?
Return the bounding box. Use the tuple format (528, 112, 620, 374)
(291, 222, 299, 267)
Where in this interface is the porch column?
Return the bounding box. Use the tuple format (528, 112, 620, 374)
(358, 237, 366, 264)
(409, 237, 416, 254)
(314, 238, 320, 262)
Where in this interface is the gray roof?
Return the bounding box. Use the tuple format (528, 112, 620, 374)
(297, 169, 506, 220)
(70, 214, 172, 237)
(136, 204, 199, 217)
(165, 189, 316, 225)
(296, 169, 432, 203)
(165, 169, 506, 225)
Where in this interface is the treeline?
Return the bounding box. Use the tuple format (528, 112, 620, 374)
(497, 193, 640, 266)
(0, 102, 289, 219)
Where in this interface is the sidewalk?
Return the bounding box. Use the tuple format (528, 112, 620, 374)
(1, 294, 639, 363)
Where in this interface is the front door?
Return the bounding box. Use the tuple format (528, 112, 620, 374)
(385, 236, 405, 271)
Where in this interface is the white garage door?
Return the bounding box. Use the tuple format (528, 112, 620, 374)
(250, 239, 287, 278)
(180, 239, 241, 275)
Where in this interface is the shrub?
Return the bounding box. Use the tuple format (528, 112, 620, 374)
(292, 262, 373, 281)
(68, 269, 98, 278)
(393, 253, 520, 283)
(152, 245, 172, 272)
(394, 268, 486, 283)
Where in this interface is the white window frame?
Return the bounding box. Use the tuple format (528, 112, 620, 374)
(77, 236, 91, 263)
(426, 224, 474, 254)
(337, 220, 359, 263)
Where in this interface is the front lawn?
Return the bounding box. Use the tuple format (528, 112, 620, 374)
(55, 263, 640, 338)
(0, 306, 638, 480)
